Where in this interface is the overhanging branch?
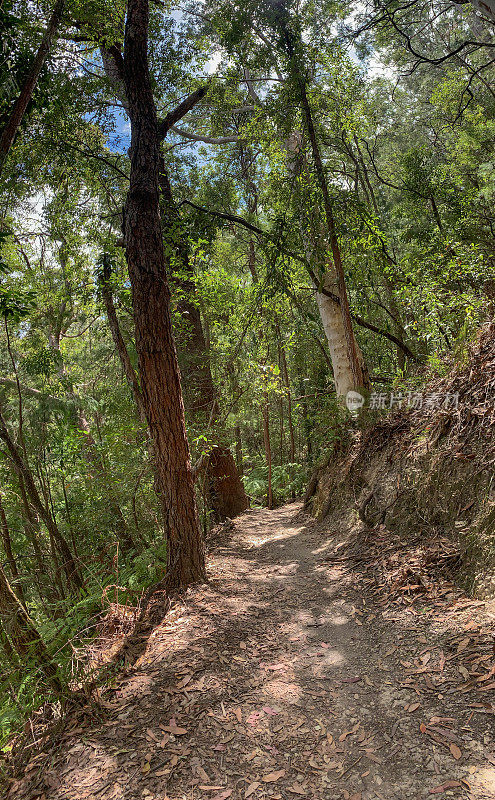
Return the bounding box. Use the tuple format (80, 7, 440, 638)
(181, 200, 421, 362)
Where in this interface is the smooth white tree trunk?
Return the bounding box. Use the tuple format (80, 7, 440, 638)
(315, 271, 366, 398)
(286, 132, 367, 399)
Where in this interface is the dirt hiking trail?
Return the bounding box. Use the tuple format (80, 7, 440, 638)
(9, 503, 495, 800)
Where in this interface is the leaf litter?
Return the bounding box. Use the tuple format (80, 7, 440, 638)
(5, 503, 494, 800)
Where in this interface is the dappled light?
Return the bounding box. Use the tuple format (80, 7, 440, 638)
(0, 0, 494, 796)
(8, 504, 495, 799)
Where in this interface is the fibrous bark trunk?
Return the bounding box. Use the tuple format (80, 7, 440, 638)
(0, 0, 65, 176)
(206, 446, 250, 521)
(159, 168, 248, 522)
(100, 39, 247, 526)
(122, 0, 205, 590)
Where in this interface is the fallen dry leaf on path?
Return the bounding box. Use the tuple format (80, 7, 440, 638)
(161, 717, 188, 735)
(287, 783, 306, 795)
(449, 743, 462, 760)
(246, 711, 262, 725)
(429, 780, 462, 794)
(262, 769, 286, 782)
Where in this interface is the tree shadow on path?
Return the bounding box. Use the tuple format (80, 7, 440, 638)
(7, 502, 495, 800)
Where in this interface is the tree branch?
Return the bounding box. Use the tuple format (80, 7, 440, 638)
(169, 126, 238, 144)
(0, 0, 66, 176)
(0, 378, 69, 411)
(157, 83, 211, 139)
(181, 200, 421, 361)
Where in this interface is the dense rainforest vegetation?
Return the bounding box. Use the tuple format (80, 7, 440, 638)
(0, 0, 494, 755)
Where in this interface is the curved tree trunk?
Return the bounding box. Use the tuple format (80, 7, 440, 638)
(0, 564, 62, 693)
(298, 85, 369, 396)
(275, 2, 370, 400)
(315, 272, 368, 398)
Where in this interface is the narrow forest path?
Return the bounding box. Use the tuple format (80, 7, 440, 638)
(9, 503, 495, 800)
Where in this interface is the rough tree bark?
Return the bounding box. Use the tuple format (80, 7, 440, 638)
(100, 43, 247, 524)
(122, 0, 205, 590)
(158, 170, 248, 522)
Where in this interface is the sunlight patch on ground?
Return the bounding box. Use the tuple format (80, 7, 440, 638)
(312, 540, 340, 556)
(467, 766, 495, 794)
(263, 679, 303, 703)
(326, 613, 350, 626)
(243, 525, 305, 548)
(319, 648, 346, 667)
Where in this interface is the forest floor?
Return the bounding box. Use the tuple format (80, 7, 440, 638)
(7, 502, 495, 800)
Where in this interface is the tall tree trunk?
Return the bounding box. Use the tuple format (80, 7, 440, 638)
(273, 1, 370, 397)
(122, 0, 205, 590)
(262, 391, 273, 509)
(0, 408, 82, 591)
(298, 84, 369, 395)
(98, 256, 147, 424)
(0, 0, 65, 176)
(285, 131, 367, 398)
(99, 41, 247, 525)
(0, 494, 25, 604)
(158, 168, 248, 522)
(0, 564, 62, 692)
